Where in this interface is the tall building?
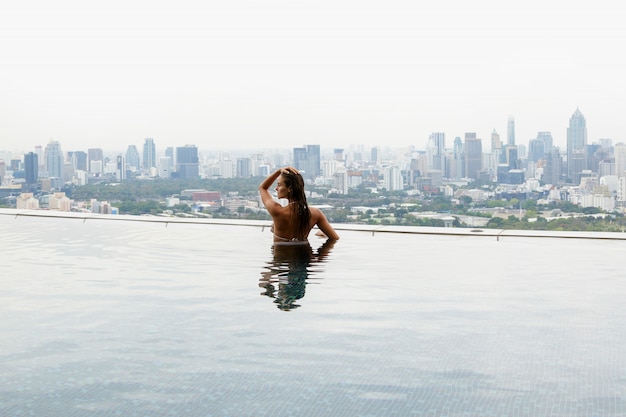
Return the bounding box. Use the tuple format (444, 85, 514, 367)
(236, 158, 251, 178)
(507, 116, 515, 146)
(504, 146, 519, 169)
(450, 137, 464, 179)
(143, 138, 157, 172)
(125, 145, 140, 172)
(35, 145, 44, 169)
(528, 138, 545, 163)
(427, 132, 445, 172)
(165, 147, 175, 167)
(383, 165, 403, 191)
(567, 108, 587, 182)
(114, 155, 126, 181)
(176, 145, 199, 179)
(293, 145, 321, 181)
(463, 133, 482, 180)
(543, 148, 563, 185)
(88, 148, 104, 175)
(68, 151, 87, 171)
(371, 147, 379, 164)
(615, 143, 626, 179)
(491, 129, 502, 152)
(537, 132, 553, 153)
(158, 156, 172, 178)
(45, 141, 64, 179)
(24, 152, 38, 186)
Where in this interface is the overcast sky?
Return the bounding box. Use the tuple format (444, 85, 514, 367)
(1, 0, 625, 155)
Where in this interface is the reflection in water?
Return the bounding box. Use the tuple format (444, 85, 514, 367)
(259, 239, 336, 311)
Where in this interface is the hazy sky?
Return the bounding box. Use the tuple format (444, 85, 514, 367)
(1, 0, 625, 154)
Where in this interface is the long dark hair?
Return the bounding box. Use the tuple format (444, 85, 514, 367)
(281, 171, 311, 240)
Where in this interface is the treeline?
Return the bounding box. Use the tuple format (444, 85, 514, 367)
(63, 178, 626, 233)
(485, 215, 626, 232)
(67, 177, 262, 202)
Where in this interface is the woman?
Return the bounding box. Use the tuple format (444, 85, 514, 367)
(259, 167, 339, 243)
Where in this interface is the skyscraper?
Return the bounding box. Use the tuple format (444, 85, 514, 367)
(491, 129, 502, 152)
(293, 144, 321, 180)
(143, 138, 156, 172)
(158, 156, 172, 178)
(528, 139, 545, 163)
(536, 132, 553, 153)
(543, 148, 563, 185)
(615, 143, 626, 179)
(45, 141, 64, 179)
(67, 151, 87, 171)
(24, 152, 38, 186)
(427, 132, 445, 172)
(125, 145, 140, 172)
(507, 116, 515, 146)
(165, 147, 175, 167)
(35, 145, 44, 169)
(236, 158, 251, 178)
(451, 137, 464, 179)
(463, 133, 482, 180)
(88, 148, 104, 174)
(371, 147, 379, 164)
(567, 108, 587, 182)
(176, 145, 199, 179)
(116, 155, 126, 181)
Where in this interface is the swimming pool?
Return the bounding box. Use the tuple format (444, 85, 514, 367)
(1, 210, 625, 416)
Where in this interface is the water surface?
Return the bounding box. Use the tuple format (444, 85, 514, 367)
(1, 213, 625, 416)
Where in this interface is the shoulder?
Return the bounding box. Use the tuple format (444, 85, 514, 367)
(309, 206, 328, 222)
(309, 206, 323, 217)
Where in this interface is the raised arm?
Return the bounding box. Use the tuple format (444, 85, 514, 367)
(259, 169, 282, 215)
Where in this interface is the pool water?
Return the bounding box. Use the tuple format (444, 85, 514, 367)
(1, 212, 625, 416)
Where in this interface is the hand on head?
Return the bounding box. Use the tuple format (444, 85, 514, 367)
(281, 167, 300, 176)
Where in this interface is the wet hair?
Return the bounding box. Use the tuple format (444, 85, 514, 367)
(280, 171, 311, 240)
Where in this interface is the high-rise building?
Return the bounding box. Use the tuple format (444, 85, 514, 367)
(371, 147, 379, 164)
(528, 138, 545, 163)
(35, 145, 44, 169)
(293, 145, 321, 181)
(236, 158, 251, 178)
(115, 155, 126, 181)
(68, 151, 87, 171)
(427, 132, 446, 172)
(165, 147, 175, 168)
(45, 141, 64, 179)
(125, 145, 140, 172)
(599, 138, 613, 152)
(143, 138, 157, 172)
(24, 152, 38, 185)
(543, 148, 563, 185)
(567, 108, 587, 182)
(451, 137, 464, 179)
(88, 148, 104, 174)
(176, 145, 199, 179)
(507, 116, 515, 146)
(504, 146, 519, 169)
(383, 165, 403, 191)
(537, 132, 553, 153)
(463, 133, 482, 180)
(491, 129, 502, 152)
(615, 143, 626, 179)
(158, 156, 172, 178)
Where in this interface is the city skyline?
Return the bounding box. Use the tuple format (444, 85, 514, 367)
(0, 108, 615, 159)
(1, 1, 626, 153)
